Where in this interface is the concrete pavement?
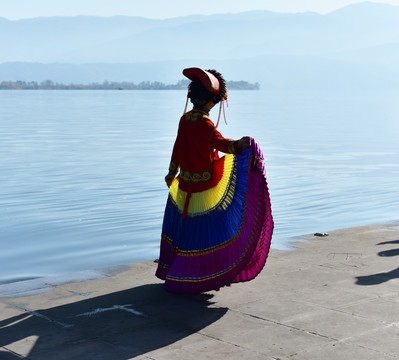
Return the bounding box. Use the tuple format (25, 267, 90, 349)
(1, 223, 398, 359)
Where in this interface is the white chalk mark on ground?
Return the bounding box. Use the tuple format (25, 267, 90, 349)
(76, 304, 146, 317)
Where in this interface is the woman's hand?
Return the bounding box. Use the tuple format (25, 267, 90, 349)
(238, 136, 250, 150)
(165, 174, 175, 188)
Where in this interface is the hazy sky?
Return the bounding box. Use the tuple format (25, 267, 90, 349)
(1, 0, 399, 19)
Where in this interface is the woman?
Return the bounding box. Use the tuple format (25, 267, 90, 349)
(155, 67, 273, 293)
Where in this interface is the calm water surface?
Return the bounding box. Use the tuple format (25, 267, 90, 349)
(1, 89, 398, 283)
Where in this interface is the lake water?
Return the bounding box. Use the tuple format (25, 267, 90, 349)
(1, 89, 398, 284)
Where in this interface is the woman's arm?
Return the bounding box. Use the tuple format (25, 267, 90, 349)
(206, 119, 250, 154)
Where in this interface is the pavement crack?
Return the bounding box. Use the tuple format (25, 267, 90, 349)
(197, 331, 251, 352)
(346, 341, 399, 359)
(2, 345, 29, 359)
(241, 311, 338, 341)
(11, 304, 74, 329)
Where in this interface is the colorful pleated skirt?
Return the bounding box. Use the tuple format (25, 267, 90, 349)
(155, 138, 273, 293)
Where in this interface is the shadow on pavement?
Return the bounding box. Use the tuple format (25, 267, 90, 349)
(356, 239, 399, 286)
(377, 239, 399, 246)
(0, 283, 227, 359)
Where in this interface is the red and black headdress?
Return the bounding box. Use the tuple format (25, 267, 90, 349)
(182, 67, 228, 127)
(183, 67, 228, 103)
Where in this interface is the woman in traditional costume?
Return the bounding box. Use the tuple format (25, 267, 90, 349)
(155, 67, 273, 293)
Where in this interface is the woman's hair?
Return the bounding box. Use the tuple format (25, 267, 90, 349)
(188, 69, 227, 108)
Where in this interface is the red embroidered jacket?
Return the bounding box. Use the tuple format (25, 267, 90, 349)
(169, 109, 240, 193)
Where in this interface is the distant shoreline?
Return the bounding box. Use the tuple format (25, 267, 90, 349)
(0, 80, 260, 90)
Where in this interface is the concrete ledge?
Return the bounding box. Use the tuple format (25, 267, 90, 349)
(1, 224, 399, 359)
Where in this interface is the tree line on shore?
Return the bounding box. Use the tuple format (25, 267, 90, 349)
(0, 79, 260, 90)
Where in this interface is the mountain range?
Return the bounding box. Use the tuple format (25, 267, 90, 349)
(1, 2, 398, 89)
